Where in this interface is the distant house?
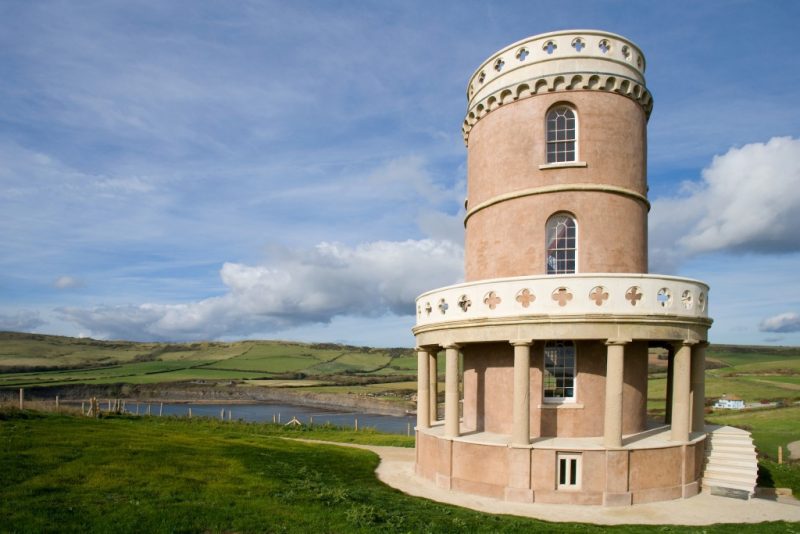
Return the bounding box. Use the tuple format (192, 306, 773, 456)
(713, 396, 745, 410)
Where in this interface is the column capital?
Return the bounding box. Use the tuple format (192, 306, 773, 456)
(415, 345, 439, 353)
(605, 338, 631, 346)
(443, 343, 461, 350)
(510, 339, 532, 347)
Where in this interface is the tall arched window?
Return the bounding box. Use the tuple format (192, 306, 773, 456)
(546, 105, 577, 163)
(546, 213, 577, 274)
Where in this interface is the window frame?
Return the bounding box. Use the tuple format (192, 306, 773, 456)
(543, 340, 577, 404)
(545, 213, 578, 275)
(545, 104, 578, 164)
(557, 452, 582, 490)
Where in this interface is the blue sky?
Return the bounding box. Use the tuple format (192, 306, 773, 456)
(1, 1, 799, 347)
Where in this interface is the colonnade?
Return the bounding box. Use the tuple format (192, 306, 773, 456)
(416, 339, 708, 445)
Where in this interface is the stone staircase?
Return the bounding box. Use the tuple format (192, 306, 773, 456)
(701, 425, 759, 499)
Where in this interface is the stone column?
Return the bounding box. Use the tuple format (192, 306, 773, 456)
(665, 347, 674, 424)
(670, 341, 695, 442)
(416, 348, 430, 429)
(604, 340, 627, 448)
(510, 340, 532, 446)
(428, 351, 438, 422)
(444, 344, 461, 438)
(691, 342, 707, 433)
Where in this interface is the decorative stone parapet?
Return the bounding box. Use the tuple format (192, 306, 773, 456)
(415, 274, 709, 328)
(463, 30, 652, 145)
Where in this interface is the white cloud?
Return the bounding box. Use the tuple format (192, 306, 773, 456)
(0, 311, 44, 332)
(759, 312, 800, 333)
(53, 276, 83, 289)
(60, 239, 463, 341)
(650, 137, 800, 272)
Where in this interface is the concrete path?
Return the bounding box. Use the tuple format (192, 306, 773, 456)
(295, 439, 800, 526)
(788, 440, 800, 460)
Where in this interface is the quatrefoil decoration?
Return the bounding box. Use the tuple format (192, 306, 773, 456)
(589, 286, 609, 306)
(484, 291, 502, 310)
(657, 288, 672, 308)
(458, 294, 472, 312)
(625, 286, 643, 306)
(438, 298, 449, 314)
(552, 287, 573, 307)
(424, 301, 432, 316)
(681, 290, 693, 310)
(515, 288, 535, 308)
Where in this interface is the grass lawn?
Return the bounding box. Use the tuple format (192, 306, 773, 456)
(4, 410, 797, 533)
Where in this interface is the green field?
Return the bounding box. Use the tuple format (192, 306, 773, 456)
(0, 333, 417, 391)
(2, 409, 795, 533)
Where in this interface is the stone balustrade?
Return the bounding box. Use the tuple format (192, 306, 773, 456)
(415, 273, 709, 328)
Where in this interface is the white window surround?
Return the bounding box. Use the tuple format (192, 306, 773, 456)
(543, 340, 577, 404)
(557, 452, 582, 490)
(546, 213, 578, 275)
(545, 105, 578, 164)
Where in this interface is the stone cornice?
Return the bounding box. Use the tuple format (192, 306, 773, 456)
(464, 183, 650, 225)
(462, 71, 653, 146)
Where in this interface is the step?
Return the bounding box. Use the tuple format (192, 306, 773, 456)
(706, 444, 756, 455)
(705, 457, 760, 469)
(707, 437, 754, 447)
(702, 471, 757, 486)
(706, 448, 758, 457)
(701, 477, 756, 494)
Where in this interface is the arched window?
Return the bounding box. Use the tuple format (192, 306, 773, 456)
(546, 105, 577, 163)
(544, 340, 576, 401)
(546, 213, 577, 274)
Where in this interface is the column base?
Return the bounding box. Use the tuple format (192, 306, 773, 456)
(682, 481, 700, 498)
(603, 491, 632, 506)
(504, 487, 534, 503)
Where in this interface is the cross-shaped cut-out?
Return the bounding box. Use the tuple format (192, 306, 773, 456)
(438, 298, 449, 314)
(417, 305, 421, 317)
(458, 294, 472, 312)
(599, 40, 610, 54)
(484, 291, 502, 310)
(681, 290, 693, 310)
(625, 286, 643, 306)
(589, 286, 609, 306)
(494, 59, 504, 72)
(517, 48, 529, 61)
(551, 287, 573, 307)
(544, 41, 556, 55)
(516, 288, 535, 308)
(425, 302, 432, 316)
(572, 39, 585, 52)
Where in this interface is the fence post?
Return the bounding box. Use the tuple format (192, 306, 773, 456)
(159, 402, 163, 416)
(188, 407, 192, 418)
(779, 446, 783, 465)
(19, 388, 23, 410)
(354, 418, 358, 431)
(56, 395, 60, 413)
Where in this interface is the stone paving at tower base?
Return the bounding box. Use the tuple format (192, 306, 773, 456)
(298, 440, 800, 526)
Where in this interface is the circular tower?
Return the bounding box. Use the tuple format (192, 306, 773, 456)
(414, 30, 714, 506)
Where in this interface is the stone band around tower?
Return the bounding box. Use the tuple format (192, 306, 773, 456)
(462, 30, 653, 145)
